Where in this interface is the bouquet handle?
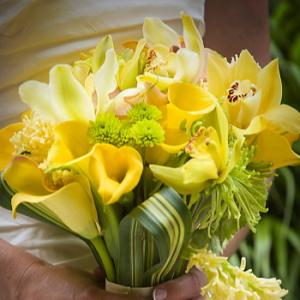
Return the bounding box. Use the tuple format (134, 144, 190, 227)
(105, 279, 154, 299)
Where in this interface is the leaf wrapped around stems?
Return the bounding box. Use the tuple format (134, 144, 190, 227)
(117, 187, 192, 287)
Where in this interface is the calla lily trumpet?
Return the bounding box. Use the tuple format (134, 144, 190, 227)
(47, 125, 143, 204)
(2, 156, 100, 240)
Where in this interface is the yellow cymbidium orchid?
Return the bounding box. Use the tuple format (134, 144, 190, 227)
(19, 64, 95, 122)
(139, 13, 206, 88)
(150, 105, 243, 194)
(47, 122, 143, 204)
(2, 156, 100, 240)
(207, 49, 300, 136)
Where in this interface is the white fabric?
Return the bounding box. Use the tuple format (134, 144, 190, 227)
(0, 0, 205, 271)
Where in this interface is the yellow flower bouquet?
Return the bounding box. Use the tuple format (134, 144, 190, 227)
(1, 13, 298, 299)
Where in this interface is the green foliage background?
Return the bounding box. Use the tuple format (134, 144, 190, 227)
(230, 1, 300, 299)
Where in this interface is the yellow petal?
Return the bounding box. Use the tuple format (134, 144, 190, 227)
(95, 48, 119, 114)
(3, 156, 49, 195)
(240, 115, 267, 135)
(93, 35, 114, 72)
(202, 105, 228, 171)
(50, 65, 95, 121)
(145, 145, 171, 165)
(90, 144, 143, 204)
(168, 82, 216, 115)
(47, 121, 90, 167)
(0, 123, 23, 171)
(160, 128, 189, 154)
(118, 39, 146, 90)
(218, 129, 244, 182)
(257, 59, 282, 113)
(207, 50, 229, 98)
(174, 48, 201, 83)
(143, 17, 179, 47)
(253, 130, 300, 169)
(264, 104, 300, 134)
(11, 180, 100, 240)
(232, 50, 260, 84)
(61, 144, 143, 205)
(137, 72, 174, 91)
(181, 12, 204, 55)
(72, 60, 91, 86)
(150, 157, 218, 195)
(19, 81, 61, 122)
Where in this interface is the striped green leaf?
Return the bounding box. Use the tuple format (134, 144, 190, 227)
(117, 187, 192, 287)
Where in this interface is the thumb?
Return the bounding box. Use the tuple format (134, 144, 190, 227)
(153, 267, 207, 300)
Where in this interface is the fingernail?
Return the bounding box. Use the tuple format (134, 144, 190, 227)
(153, 288, 167, 300)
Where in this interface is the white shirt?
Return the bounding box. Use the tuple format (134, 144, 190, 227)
(0, 0, 205, 271)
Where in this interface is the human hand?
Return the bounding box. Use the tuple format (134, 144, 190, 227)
(19, 262, 206, 300)
(19, 260, 206, 300)
(16, 260, 146, 300)
(153, 267, 207, 300)
(0, 239, 207, 300)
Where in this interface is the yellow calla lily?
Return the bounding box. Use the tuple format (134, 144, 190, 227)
(253, 130, 300, 169)
(168, 82, 216, 116)
(0, 123, 23, 171)
(157, 82, 216, 155)
(48, 139, 143, 205)
(47, 120, 91, 167)
(207, 50, 300, 136)
(87, 144, 143, 204)
(2, 156, 100, 240)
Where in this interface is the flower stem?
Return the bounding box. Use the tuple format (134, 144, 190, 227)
(90, 237, 116, 282)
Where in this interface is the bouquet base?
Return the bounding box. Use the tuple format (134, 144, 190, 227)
(105, 279, 154, 299)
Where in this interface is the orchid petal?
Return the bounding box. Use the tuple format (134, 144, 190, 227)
(174, 48, 201, 83)
(94, 48, 119, 114)
(232, 50, 260, 83)
(137, 72, 174, 91)
(264, 104, 300, 134)
(19, 81, 61, 122)
(0, 123, 23, 171)
(207, 50, 229, 98)
(150, 156, 218, 195)
(203, 105, 229, 172)
(93, 35, 114, 72)
(72, 60, 91, 86)
(181, 12, 204, 55)
(257, 59, 282, 113)
(253, 130, 300, 169)
(105, 87, 142, 116)
(143, 17, 179, 47)
(118, 39, 146, 90)
(49, 65, 95, 121)
(240, 115, 267, 135)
